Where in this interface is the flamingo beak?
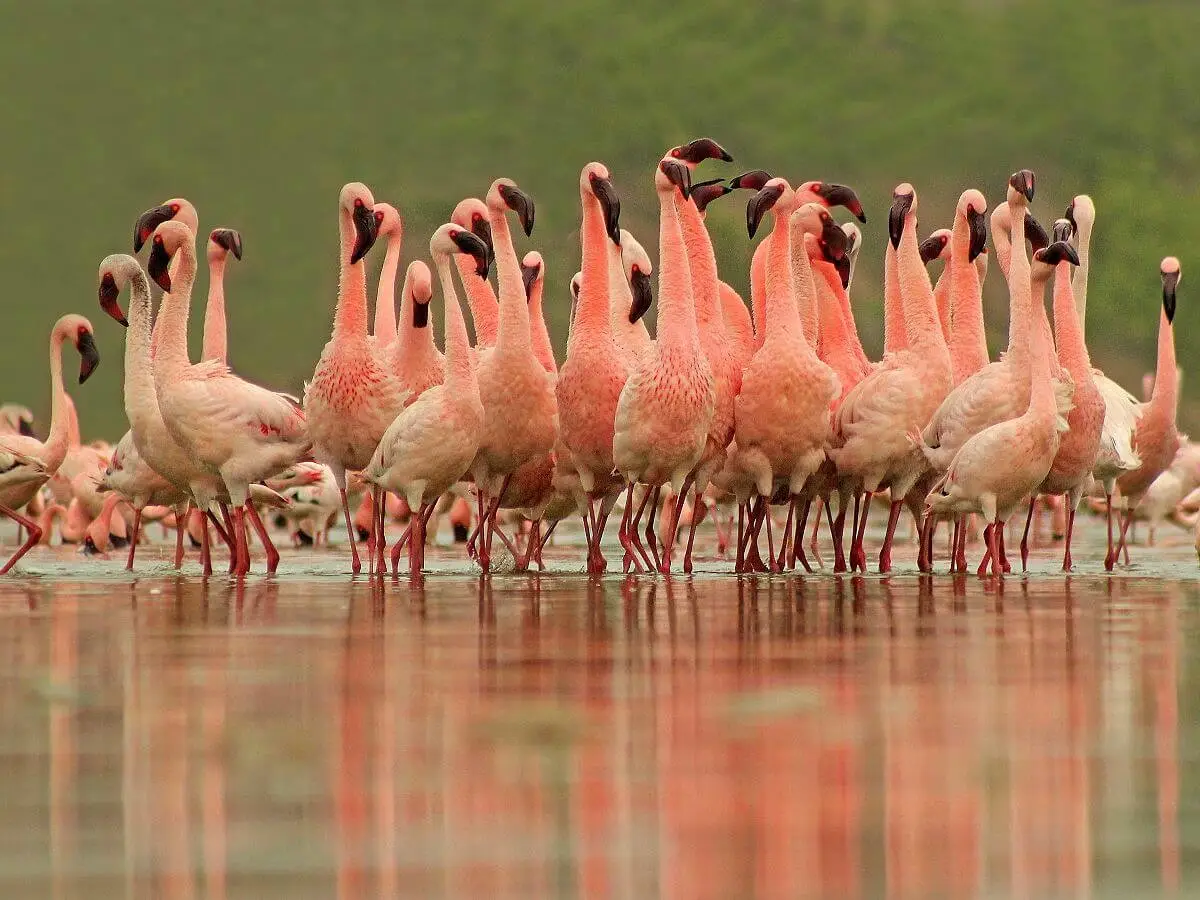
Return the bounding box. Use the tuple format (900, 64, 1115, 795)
(629, 269, 653, 324)
(412, 298, 430, 329)
(498, 184, 536, 236)
(746, 183, 784, 239)
(133, 204, 176, 252)
(967, 208, 988, 261)
(660, 160, 691, 200)
(919, 234, 947, 264)
(888, 192, 914, 249)
(690, 179, 733, 214)
(1052, 218, 1074, 244)
(521, 262, 541, 300)
(591, 176, 622, 245)
(350, 203, 379, 264)
(211, 228, 243, 260)
(147, 240, 173, 292)
(819, 213, 848, 261)
(18, 419, 35, 439)
(1024, 214, 1050, 252)
(471, 217, 494, 270)
(835, 255, 851, 290)
(727, 170, 773, 192)
(673, 138, 733, 164)
(815, 183, 867, 224)
(98, 273, 128, 328)
(1065, 200, 1078, 235)
(77, 331, 100, 384)
(452, 230, 490, 279)
(1162, 270, 1179, 324)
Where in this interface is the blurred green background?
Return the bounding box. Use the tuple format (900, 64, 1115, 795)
(2, 0, 1196, 438)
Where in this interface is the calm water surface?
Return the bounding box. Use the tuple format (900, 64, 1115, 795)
(2, 526, 1199, 899)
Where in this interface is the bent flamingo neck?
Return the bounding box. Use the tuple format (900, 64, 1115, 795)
(202, 255, 228, 364)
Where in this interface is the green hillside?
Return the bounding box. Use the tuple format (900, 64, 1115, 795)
(2, 1, 1197, 437)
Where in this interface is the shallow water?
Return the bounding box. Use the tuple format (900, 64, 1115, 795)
(2, 520, 1199, 899)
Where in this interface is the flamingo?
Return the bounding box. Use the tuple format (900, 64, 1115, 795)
(391, 261, 443, 402)
(201, 228, 243, 364)
(0, 314, 100, 573)
(689, 177, 755, 373)
(468, 178, 557, 572)
(613, 156, 715, 574)
(147, 221, 309, 576)
(450, 198, 499, 348)
(1112, 257, 1182, 566)
(944, 191, 990, 384)
(304, 182, 401, 574)
(831, 182, 953, 573)
(610, 228, 655, 368)
(523, 251, 557, 376)
(365, 224, 490, 575)
(371, 202, 404, 352)
(921, 228, 954, 342)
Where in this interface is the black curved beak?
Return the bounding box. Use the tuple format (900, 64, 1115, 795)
(1065, 200, 1077, 236)
(1009, 169, 1035, 202)
(727, 170, 772, 192)
(412, 299, 430, 329)
(819, 213, 849, 261)
(76, 331, 100, 384)
(592, 176, 621, 245)
(211, 228, 243, 260)
(350, 203, 379, 264)
(815, 183, 867, 224)
(966, 208, 988, 261)
(919, 234, 947, 264)
(888, 192, 914, 249)
(660, 160, 691, 200)
(471, 217, 495, 270)
(1052, 218, 1074, 244)
(18, 419, 35, 438)
(834, 255, 852, 290)
(673, 138, 733, 164)
(98, 273, 128, 328)
(1038, 240, 1081, 268)
(147, 240, 173, 292)
(690, 179, 733, 214)
(1162, 271, 1179, 324)
(133, 204, 176, 253)
(1024, 214, 1050, 252)
(629, 270, 654, 324)
(746, 183, 784, 238)
(498, 184, 536, 236)
(452, 230, 491, 279)
(521, 262, 542, 300)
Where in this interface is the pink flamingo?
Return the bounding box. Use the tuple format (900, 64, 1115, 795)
(371, 203, 404, 352)
(920, 228, 953, 342)
(1018, 218, 1104, 571)
(304, 182, 401, 574)
(201, 228, 243, 364)
(468, 178, 557, 572)
(366, 224, 490, 576)
(610, 228, 654, 368)
(925, 239, 1077, 576)
(831, 182, 953, 573)
(391, 261, 443, 402)
(0, 314, 100, 572)
(613, 157, 715, 574)
(148, 221, 309, 576)
(1113, 257, 1182, 566)
(944, 191, 990, 384)
(450, 198, 499, 348)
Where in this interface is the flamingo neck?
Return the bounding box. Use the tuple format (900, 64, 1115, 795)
(333, 208, 370, 342)
(1026, 274, 1056, 420)
(788, 218, 820, 350)
(373, 232, 402, 346)
(570, 191, 614, 347)
(1149, 308, 1179, 424)
(655, 188, 700, 353)
(528, 286, 557, 375)
(814, 261, 863, 367)
(435, 254, 475, 389)
(488, 206, 532, 354)
(830, 267, 870, 370)
(1003, 203, 1031, 371)
(41, 329, 70, 474)
(154, 238, 198, 377)
(123, 271, 159, 435)
(750, 241, 767, 350)
(394, 293, 441, 383)
(454, 255, 499, 348)
(762, 214, 804, 344)
(202, 255, 228, 364)
(676, 196, 724, 333)
(883, 240, 907, 353)
(949, 218, 988, 377)
(1052, 260, 1092, 377)
(1072, 219, 1092, 341)
(933, 267, 952, 343)
(896, 212, 944, 356)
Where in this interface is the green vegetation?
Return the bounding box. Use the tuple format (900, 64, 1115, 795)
(2, 1, 1198, 436)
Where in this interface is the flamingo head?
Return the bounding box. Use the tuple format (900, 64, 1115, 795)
(919, 229, 951, 264)
(1065, 194, 1094, 238)
(338, 182, 379, 264)
(403, 261, 434, 329)
(690, 179, 733, 215)
(745, 176, 793, 239)
(133, 198, 198, 252)
(957, 189, 988, 261)
(791, 203, 848, 261)
(668, 137, 733, 167)
(451, 198, 493, 269)
(1007, 169, 1035, 205)
(487, 179, 535, 236)
(1052, 218, 1074, 244)
(1162, 256, 1182, 324)
(145, 220, 195, 292)
(521, 251, 545, 302)
(429, 223, 491, 279)
(56, 314, 100, 384)
(97, 253, 144, 328)
(373, 202, 403, 240)
(0, 405, 35, 439)
(656, 158, 691, 200)
(570, 272, 582, 304)
(1024, 214, 1050, 253)
(207, 228, 243, 263)
(621, 228, 654, 324)
(797, 181, 867, 224)
(1031, 241, 1081, 286)
(888, 184, 916, 249)
(842, 222, 862, 258)
(581, 163, 621, 245)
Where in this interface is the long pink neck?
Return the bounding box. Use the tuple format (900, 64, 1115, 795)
(454, 256, 499, 348)
(202, 255, 227, 363)
(815, 260, 868, 368)
(529, 283, 556, 374)
(64, 394, 80, 449)
(655, 188, 700, 353)
(373, 231, 402, 345)
(1026, 272, 1056, 421)
(394, 291, 441, 381)
(41, 329, 70, 474)
(883, 240, 907, 353)
(897, 211, 944, 356)
(333, 208, 370, 342)
(570, 190, 613, 348)
(1147, 306, 1179, 429)
(949, 215, 988, 378)
(1052, 261, 1092, 379)
(750, 241, 767, 350)
(762, 213, 804, 344)
(676, 196, 724, 335)
(1003, 202, 1031, 371)
(434, 255, 475, 390)
(933, 267, 952, 343)
(788, 217, 820, 349)
(154, 238, 199, 378)
(489, 206, 532, 354)
(122, 269, 159, 435)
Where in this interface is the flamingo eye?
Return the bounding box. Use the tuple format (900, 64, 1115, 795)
(153, 235, 163, 245)
(472, 212, 483, 223)
(631, 264, 641, 275)
(449, 229, 460, 239)
(375, 210, 384, 224)
(670, 148, 681, 158)
(170, 203, 180, 213)
(353, 198, 364, 209)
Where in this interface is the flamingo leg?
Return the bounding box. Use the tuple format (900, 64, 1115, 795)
(878, 500, 904, 574)
(618, 484, 643, 574)
(997, 524, 1011, 573)
(218, 504, 238, 575)
(628, 485, 656, 572)
(1062, 506, 1076, 572)
(174, 503, 190, 569)
(233, 506, 251, 577)
(850, 492, 870, 573)
(743, 498, 767, 573)
(644, 486, 662, 571)
(764, 501, 775, 571)
(339, 487, 362, 575)
(977, 524, 993, 578)
(199, 510, 213, 577)
(0, 504, 42, 575)
(245, 504, 279, 575)
(775, 496, 796, 573)
(682, 492, 702, 575)
(830, 493, 847, 573)
(660, 476, 695, 574)
(1116, 507, 1134, 567)
(734, 503, 747, 573)
(1020, 497, 1036, 573)
(807, 497, 823, 567)
(126, 508, 143, 572)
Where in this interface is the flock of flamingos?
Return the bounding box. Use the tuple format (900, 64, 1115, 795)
(0, 138, 1187, 579)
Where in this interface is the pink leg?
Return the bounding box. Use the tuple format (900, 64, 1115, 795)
(793, 498, 813, 573)
(174, 504, 189, 569)
(682, 494, 702, 575)
(997, 525, 1011, 573)
(340, 487, 362, 575)
(618, 484, 645, 574)
(0, 504, 42, 575)
(744, 499, 768, 573)
(374, 487, 388, 575)
(1115, 507, 1134, 567)
(1019, 497, 1036, 573)
(955, 518, 968, 573)
(1062, 507, 1076, 572)
(774, 496, 796, 574)
(246, 504, 279, 574)
(199, 511, 213, 577)
(917, 514, 934, 573)
(644, 486, 662, 571)
(661, 476, 695, 574)
(1104, 493, 1116, 571)
(977, 525, 993, 578)
(807, 497, 823, 567)
(830, 496, 847, 573)
(850, 492, 870, 573)
(233, 507, 250, 577)
(878, 500, 903, 574)
(126, 508, 143, 572)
